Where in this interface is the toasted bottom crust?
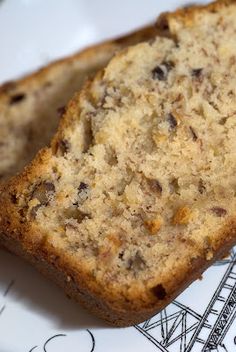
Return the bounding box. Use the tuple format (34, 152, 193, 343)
(1, 223, 235, 327)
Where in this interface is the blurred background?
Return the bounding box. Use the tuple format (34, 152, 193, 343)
(0, 0, 209, 84)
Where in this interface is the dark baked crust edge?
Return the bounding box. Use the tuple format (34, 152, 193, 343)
(1, 207, 235, 326)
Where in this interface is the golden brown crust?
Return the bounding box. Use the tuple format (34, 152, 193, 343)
(157, 0, 236, 34)
(1, 191, 235, 326)
(1, 0, 236, 327)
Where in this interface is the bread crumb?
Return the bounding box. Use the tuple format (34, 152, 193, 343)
(145, 218, 163, 235)
(206, 251, 214, 260)
(172, 206, 193, 225)
(66, 276, 71, 282)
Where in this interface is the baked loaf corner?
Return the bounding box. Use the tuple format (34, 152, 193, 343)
(1, 0, 236, 326)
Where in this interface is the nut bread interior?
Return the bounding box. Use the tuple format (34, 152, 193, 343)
(1, 0, 236, 326)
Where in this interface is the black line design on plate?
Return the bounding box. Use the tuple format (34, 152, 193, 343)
(87, 329, 95, 352)
(0, 304, 6, 316)
(43, 334, 66, 352)
(214, 247, 236, 267)
(3, 279, 15, 297)
(29, 331, 96, 352)
(0, 279, 15, 322)
(28, 346, 38, 352)
(135, 247, 236, 351)
(189, 258, 236, 352)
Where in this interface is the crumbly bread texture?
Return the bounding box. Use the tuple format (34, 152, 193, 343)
(1, 0, 236, 326)
(0, 25, 157, 182)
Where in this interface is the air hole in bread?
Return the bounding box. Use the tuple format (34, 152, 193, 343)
(152, 284, 166, 300)
(9, 93, 26, 105)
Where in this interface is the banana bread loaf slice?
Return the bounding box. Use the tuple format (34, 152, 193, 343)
(1, 0, 236, 326)
(0, 25, 157, 182)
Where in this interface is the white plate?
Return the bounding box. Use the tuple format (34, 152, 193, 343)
(1, 1, 236, 351)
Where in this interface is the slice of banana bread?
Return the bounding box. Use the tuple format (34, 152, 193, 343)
(1, 0, 236, 326)
(0, 25, 157, 182)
